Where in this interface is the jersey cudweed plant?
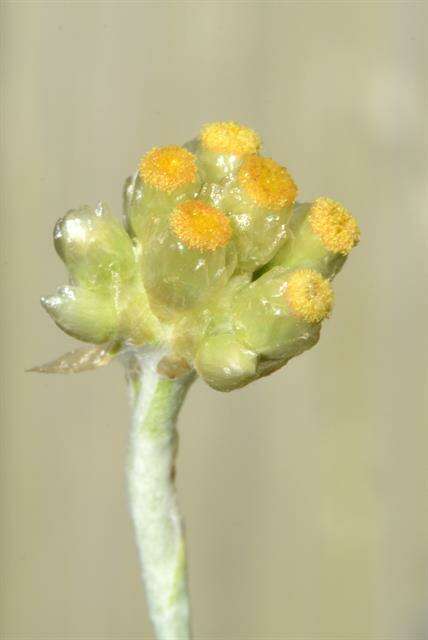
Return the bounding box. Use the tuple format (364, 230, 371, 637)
(36, 121, 360, 639)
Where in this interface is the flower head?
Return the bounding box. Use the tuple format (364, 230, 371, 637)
(39, 121, 359, 386)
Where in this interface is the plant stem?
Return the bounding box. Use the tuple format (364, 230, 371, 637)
(125, 349, 195, 640)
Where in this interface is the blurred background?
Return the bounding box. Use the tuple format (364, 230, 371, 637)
(1, 2, 427, 638)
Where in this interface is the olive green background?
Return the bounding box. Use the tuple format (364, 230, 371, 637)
(1, 2, 426, 638)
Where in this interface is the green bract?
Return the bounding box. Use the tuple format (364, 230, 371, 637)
(136, 204, 237, 316)
(232, 267, 322, 361)
(40, 122, 360, 390)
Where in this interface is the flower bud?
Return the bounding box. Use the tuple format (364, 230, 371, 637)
(232, 267, 333, 360)
(195, 333, 257, 391)
(50, 203, 162, 346)
(271, 198, 360, 279)
(41, 286, 118, 344)
(54, 202, 135, 292)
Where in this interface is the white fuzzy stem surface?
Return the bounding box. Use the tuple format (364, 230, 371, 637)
(125, 349, 195, 640)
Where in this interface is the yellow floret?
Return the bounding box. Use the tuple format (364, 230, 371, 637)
(139, 146, 197, 193)
(200, 121, 261, 156)
(285, 269, 333, 323)
(309, 197, 360, 255)
(238, 156, 297, 210)
(170, 200, 232, 252)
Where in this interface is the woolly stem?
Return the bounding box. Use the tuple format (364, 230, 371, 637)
(125, 349, 195, 640)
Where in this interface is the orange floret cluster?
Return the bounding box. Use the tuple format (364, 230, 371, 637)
(309, 197, 360, 255)
(139, 146, 197, 193)
(200, 121, 261, 156)
(285, 269, 333, 323)
(170, 200, 232, 252)
(238, 156, 297, 210)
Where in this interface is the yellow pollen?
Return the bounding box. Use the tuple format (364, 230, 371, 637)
(170, 200, 232, 252)
(200, 121, 261, 156)
(238, 155, 298, 210)
(139, 146, 197, 193)
(285, 269, 333, 323)
(309, 197, 360, 255)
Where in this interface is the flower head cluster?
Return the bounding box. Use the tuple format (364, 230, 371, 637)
(41, 121, 360, 390)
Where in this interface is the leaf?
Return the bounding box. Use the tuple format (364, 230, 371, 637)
(28, 342, 121, 374)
